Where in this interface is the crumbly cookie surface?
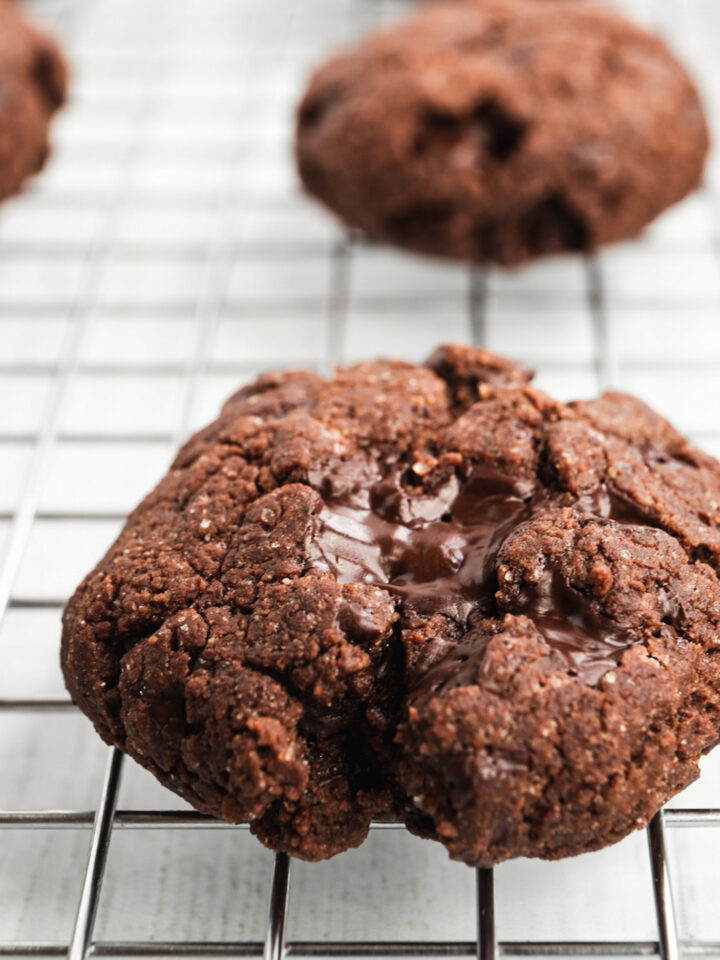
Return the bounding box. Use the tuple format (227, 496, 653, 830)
(62, 346, 720, 864)
(0, 0, 67, 201)
(295, 0, 709, 265)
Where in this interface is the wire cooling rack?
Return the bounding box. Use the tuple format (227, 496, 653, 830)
(1, 0, 720, 957)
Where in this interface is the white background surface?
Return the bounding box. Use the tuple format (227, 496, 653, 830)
(1, 0, 719, 951)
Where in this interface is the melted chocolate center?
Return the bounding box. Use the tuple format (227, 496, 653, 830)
(307, 459, 646, 685)
(309, 461, 529, 625)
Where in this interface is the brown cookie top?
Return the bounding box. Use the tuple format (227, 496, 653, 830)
(296, 0, 709, 265)
(62, 346, 720, 865)
(0, 0, 67, 202)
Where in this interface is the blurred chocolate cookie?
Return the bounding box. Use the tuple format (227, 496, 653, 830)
(0, 0, 67, 202)
(296, 0, 709, 265)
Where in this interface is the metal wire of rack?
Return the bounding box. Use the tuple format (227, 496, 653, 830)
(1, 0, 719, 957)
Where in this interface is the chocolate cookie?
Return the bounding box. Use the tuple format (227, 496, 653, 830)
(0, 1, 67, 203)
(62, 346, 720, 865)
(295, 0, 709, 265)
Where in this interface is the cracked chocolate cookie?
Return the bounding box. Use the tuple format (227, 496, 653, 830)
(62, 346, 720, 865)
(0, 1, 67, 203)
(295, 0, 709, 266)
